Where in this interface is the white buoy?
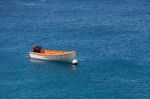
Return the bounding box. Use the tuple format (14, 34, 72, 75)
(72, 59, 78, 65)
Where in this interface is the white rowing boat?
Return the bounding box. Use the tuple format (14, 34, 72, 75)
(29, 50, 78, 65)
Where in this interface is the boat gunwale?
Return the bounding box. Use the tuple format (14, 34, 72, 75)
(29, 51, 76, 56)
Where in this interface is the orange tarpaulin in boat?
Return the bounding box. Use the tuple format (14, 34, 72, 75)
(37, 50, 74, 56)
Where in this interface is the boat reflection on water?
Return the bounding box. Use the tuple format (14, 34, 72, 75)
(29, 59, 77, 71)
(30, 59, 46, 64)
(72, 65, 77, 71)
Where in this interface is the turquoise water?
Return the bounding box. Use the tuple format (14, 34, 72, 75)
(1, 0, 150, 98)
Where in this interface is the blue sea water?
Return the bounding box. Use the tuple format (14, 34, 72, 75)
(1, 0, 150, 98)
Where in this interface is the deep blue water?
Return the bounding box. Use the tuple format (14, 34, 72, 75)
(1, 0, 150, 98)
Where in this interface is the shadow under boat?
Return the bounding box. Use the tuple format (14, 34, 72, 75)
(29, 59, 77, 71)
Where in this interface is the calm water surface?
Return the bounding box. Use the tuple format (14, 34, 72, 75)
(1, 0, 150, 98)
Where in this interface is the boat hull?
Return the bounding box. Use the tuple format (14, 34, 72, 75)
(29, 51, 76, 63)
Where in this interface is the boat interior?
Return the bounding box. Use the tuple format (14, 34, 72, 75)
(33, 50, 73, 55)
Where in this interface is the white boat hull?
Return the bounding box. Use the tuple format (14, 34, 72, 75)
(29, 51, 76, 63)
